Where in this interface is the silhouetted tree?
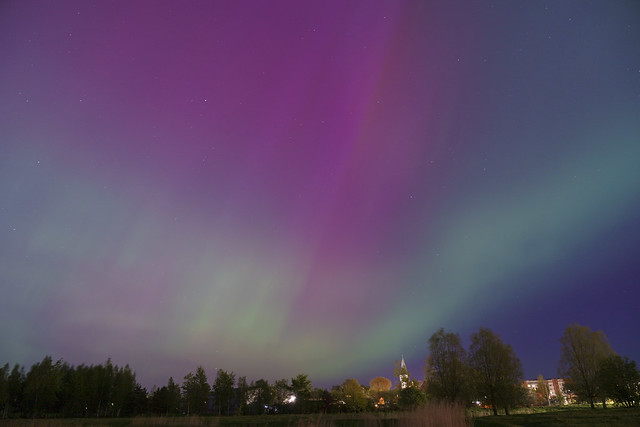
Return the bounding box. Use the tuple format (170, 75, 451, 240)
(150, 377, 180, 416)
(0, 357, 151, 418)
(235, 376, 250, 415)
(150, 386, 168, 415)
(0, 363, 9, 418)
(291, 374, 312, 412)
(112, 364, 137, 416)
(24, 356, 63, 417)
(559, 323, 614, 408)
(55, 361, 75, 416)
(313, 387, 333, 413)
(182, 366, 209, 415)
(212, 369, 235, 415)
(597, 355, 639, 407)
(273, 378, 291, 409)
(166, 377, 181, 415)
(469, 328, 524, 415)
(398, 382, 427, 409)
(424, 328, 470, 404)
(72, 364, 95, 416)
(130, 383, 148, 415)
(247, 379, 274, 414)
(7, 364, 25, 417)
(90, 359, 115, 417)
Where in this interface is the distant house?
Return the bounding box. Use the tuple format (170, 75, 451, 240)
(522, 378, 570, 404)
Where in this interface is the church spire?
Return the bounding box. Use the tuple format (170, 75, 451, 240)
(399, 355, 409, 388)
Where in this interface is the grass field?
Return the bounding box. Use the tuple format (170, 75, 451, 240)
(0, 409, 468, 427)
(0, 403, 469, 426)
(1, 405, 638, 426)
(472, 406, 640, 426)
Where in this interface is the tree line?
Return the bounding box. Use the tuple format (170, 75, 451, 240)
(0, 357, 145, 418)
(422, 323, 639, 414)
(558, 323, 639, 409)
(423, 327, 525, 415)
(0, 357, 419, 419)
(1, 323, 637, 419)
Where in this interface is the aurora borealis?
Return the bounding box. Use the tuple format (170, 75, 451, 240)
(1, 0, 639, 388)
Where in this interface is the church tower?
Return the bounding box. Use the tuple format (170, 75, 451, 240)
(399, 355, 409, 389)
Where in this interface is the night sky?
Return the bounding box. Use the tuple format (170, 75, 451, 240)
(1, 0, 639, 389)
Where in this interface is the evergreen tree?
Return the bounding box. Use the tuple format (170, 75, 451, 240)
(166, 377, 181, 415)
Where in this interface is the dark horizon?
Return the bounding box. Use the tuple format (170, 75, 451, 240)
(3, 320, 634, 393)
